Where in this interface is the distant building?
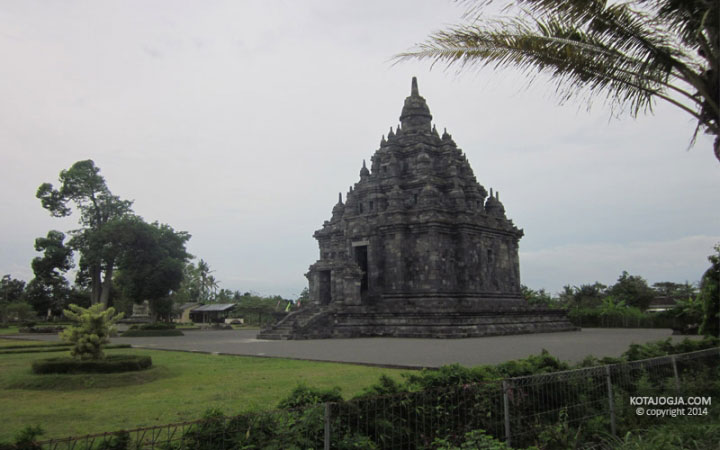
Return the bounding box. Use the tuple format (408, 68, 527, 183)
(175, 302, 201, 323)
(190, 304, 237, 323)
(646, 296, 679, 313)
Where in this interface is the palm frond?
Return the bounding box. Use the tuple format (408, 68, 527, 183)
(397, 0, 720, 159)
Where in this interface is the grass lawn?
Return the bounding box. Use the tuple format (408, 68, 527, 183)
(0, 340, 409, 442)
(0, 325, 20, 335)
(0, 338, 47, 347)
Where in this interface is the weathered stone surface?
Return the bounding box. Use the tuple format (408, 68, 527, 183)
(259, 78, 576, 340)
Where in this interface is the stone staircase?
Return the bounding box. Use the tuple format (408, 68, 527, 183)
(257, 305, 577, 340)
(257, 307, 324, 340)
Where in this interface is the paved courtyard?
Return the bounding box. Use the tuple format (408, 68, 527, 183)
(12, 328, 698, 368)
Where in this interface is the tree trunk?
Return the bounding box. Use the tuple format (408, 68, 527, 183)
(90, 264, 102, 304)
(100, 264, 114, 307)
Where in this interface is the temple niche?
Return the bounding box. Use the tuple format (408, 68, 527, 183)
(258, 78, 575, 339)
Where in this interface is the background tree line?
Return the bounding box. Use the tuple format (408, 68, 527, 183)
(522, 246, 720, 336)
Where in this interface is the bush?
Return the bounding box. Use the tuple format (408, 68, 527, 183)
(129, 322, 176, 330)
(277, 383, 343, 409)
(0, 344, 131, 355)
(19, 325, 65, 333)
(0, 425, 44, 450)
(31, 354, 152, 374)
(61, 304, 124, 360)
(122, 328, 184, 337)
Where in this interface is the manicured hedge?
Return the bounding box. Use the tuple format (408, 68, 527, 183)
(1, 344, 131, 355)
(122, 329, 184, 337)
(19, 326, 65, 333)
(0, 342, 70, 350)
(129, 322, 177, 330)
(31, 354, 152, 374)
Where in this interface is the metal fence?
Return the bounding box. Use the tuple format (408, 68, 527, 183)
(25, 347, 720, 450)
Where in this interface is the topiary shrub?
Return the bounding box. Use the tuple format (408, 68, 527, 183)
(31, 354, 152, 374)
(60, 304, 124, 360)
(121, 329, 184, 337)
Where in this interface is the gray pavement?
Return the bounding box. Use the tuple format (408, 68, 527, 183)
(6, 328, 699, 369)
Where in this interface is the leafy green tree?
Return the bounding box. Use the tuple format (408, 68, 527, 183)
(668, 295, 703, 324)
(559, 282, 607, 308)
(197, 259, 219, 302)
(170, 259, 218, 304)
(699, 245, 720, 337)
(37, 160, 132, 306)
(653, 281, 698, 300)
(2, 302, 36, 323)
(214, 289, 235, 303)
(608, 271, 656, 310)
(521, 285, 558, 307)
(60, 304, 124, 360)
(111, 217, 191, 317)
(0, 275, 26, 304)
(598, 296, 628, 316)
(26, 231, 74, 316)
(397, 0, 719, 162)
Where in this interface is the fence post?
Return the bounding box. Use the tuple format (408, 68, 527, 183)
(671, 355, 681, 392)
(502, 380, 512, 447)
(324, 402, 331, 450)
(604, 365, 617, 437)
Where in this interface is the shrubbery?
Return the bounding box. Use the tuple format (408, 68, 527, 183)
(19, 325, 65, 333)
(31, 354, 152, 374)
(129, 322, 176, 330)
(0, 344, 130, 355)
(121, 328, 184, 337)
(60, 304, 123, 360)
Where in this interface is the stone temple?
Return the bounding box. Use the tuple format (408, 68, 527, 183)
(258, 78, 575, 339)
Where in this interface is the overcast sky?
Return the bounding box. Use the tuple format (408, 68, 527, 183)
(1, 0, 718, 299)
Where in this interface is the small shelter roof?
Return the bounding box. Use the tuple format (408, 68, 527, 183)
(179, 302, 201, 311)
(191, 303, 236, 312)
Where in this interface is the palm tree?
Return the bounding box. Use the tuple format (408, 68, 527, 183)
(197, 259, 219, 303)
(396, 0, 719, 163)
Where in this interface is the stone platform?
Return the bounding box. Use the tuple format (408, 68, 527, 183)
(257, 304, 577, 340)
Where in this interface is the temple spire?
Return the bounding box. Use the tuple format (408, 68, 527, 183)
(400, 76, 432, 133)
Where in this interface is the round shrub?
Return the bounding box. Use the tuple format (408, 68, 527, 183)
(121, 328, 184, 337)
(32, 354, 152, 374)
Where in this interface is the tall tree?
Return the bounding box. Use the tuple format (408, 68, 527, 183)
(197, 259, 219, 302)
(396, 0, 719, 162)
(37, 160, 132, 305)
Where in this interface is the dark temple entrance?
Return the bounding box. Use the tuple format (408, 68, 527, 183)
(354, 245, 368, 297)
(318, 270, 331, 305)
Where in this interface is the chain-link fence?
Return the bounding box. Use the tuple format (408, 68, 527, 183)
(23, 347, 720, 449)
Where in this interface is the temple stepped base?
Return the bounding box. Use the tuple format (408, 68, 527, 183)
(257, 306, 578, 340)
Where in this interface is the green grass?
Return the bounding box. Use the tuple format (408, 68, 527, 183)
(0, 346, 409, 442)
(0, 326, 20, 335)
(0, 338, 58, 348)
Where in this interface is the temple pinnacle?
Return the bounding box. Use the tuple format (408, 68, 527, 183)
(411, 76, 419, 96)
